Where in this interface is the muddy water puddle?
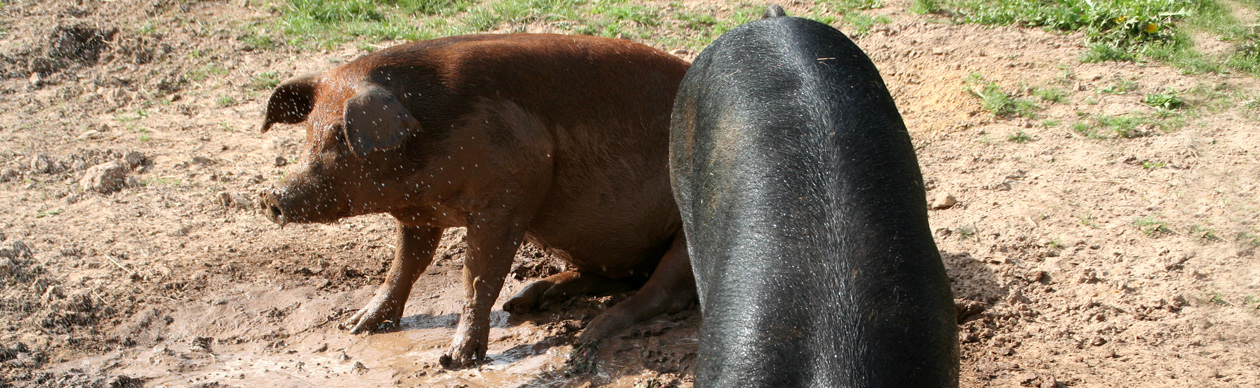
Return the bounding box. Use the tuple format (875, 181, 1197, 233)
(42, 276, 599, 387)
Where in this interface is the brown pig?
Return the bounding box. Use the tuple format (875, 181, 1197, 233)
(257, 34, 695, 368)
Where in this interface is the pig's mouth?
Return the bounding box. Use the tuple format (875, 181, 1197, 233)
(265, 202, 287, 227)
(257, 189, 290, 227)
(257, 186, 353, 226)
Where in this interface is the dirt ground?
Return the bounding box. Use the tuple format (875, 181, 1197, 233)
(1, 0, 1258, 387)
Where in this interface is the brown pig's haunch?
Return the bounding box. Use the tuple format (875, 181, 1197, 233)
(258, 33, 696, 369)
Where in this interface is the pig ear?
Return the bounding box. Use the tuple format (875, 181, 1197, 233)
(261, 74, 319, 133)
(343, 85, 419, 158)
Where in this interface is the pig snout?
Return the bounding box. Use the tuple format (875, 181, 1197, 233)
(257, 188, 289, 226)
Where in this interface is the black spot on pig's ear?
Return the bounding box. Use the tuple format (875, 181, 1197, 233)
(262, 73, 320, 133)
(343, 84, 419, 158)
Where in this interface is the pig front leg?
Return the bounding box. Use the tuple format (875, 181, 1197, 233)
(343, 223, 443, 333)
(438, 218, 526, 369)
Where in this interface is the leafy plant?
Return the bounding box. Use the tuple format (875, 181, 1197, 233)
(1134, 216, 1172, 237)
(966, 74, 1038, 117)
(251, 71, 283, 91)
(1142, 89, 1184, 109)
(1033, 86, 1066, 102)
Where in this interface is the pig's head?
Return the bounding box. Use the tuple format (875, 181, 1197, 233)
(257, 73, 422, 226)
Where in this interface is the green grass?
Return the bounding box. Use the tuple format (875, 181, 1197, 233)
(188, 65, 230, 83)
(251, 71, 282, 91)
(137, 21, 158, 36)
(1134, 216, 1172, 237)
(830, 0, 884, 10)
(842, 11, 892, 36)
(277, 0, 475, 47)
(1190, 225, 1221, 241)
(1142, 89, 1185, 110)
(956, 224, 978, 239)
(910, 0, 943, 14)
(1007, 130, 1033, 143)
(931, 0, 1260, 76)
(1070, 111, 1182, 139)
(966, 74, 1038, 118)
(35, 208, 64, 218)
(1079, 212, 1099, 228)
(1033, 86, 1067, 102)
(217, 96, 239, 107)
(265, 0, 854, 51)
(1097, 113, 1154, 138)
(1100, 77, 1139, 95)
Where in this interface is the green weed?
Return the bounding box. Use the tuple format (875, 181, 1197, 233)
(935, 0, 1259, 76)
(966, 74, 1038, 118)
(1100, 78, 1139, 95)
(1096, 113, 1154, 138)
(1142, 89, 1184, 110)
(217, 96, 239, 107)
(1033, 86, 1066, 102)
(1190, 225, 1221, 241)
(910, 0, 942, 14)
(1079, 212, 1099, 228)
(1007, 130, 1033, 143)
(1081, 42, 1136, 62)
(1134, 216, 1172, 237)
(251, 71, 282, 91)
(956, 224, 978, 239)
(137, 21, 158, 35)
(1208, 292, 1229, 305)
(830, 0, 884, 10)
(35, 208, 64, 218)
(843, 12, 891, 36)
(188, 65, 230, 83)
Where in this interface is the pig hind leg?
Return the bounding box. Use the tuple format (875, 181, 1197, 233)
(503, 271, 641, 314)
(577, 233, 696, 342)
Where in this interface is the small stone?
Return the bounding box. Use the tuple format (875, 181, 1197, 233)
(930, 192, 957, 209)
(0, 168, 17, 182)
(80, 161, 128, 194)
(0, 257, 14, 277)
(0, 240, 32, 259)
(670, 49, 690, 56)
(30, 154, 58, 174)
(169, 223, 191, 237)
(123, 151, 148, 169)
(1025, 269, 1047, 283)
(77, 130, 101, 140)
(1040, 375, 1058, 388)
(217, 191, 250, 210)
(274, 155, 287, 167)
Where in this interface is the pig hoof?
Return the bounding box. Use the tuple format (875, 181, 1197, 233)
(341, 308, 400, 334)
(502, 296, 539, 314)
(503, 281, 552, 314)
(438, 350, 488, 369)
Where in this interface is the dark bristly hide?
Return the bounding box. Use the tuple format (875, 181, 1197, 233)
(670, 10, 959, 388)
